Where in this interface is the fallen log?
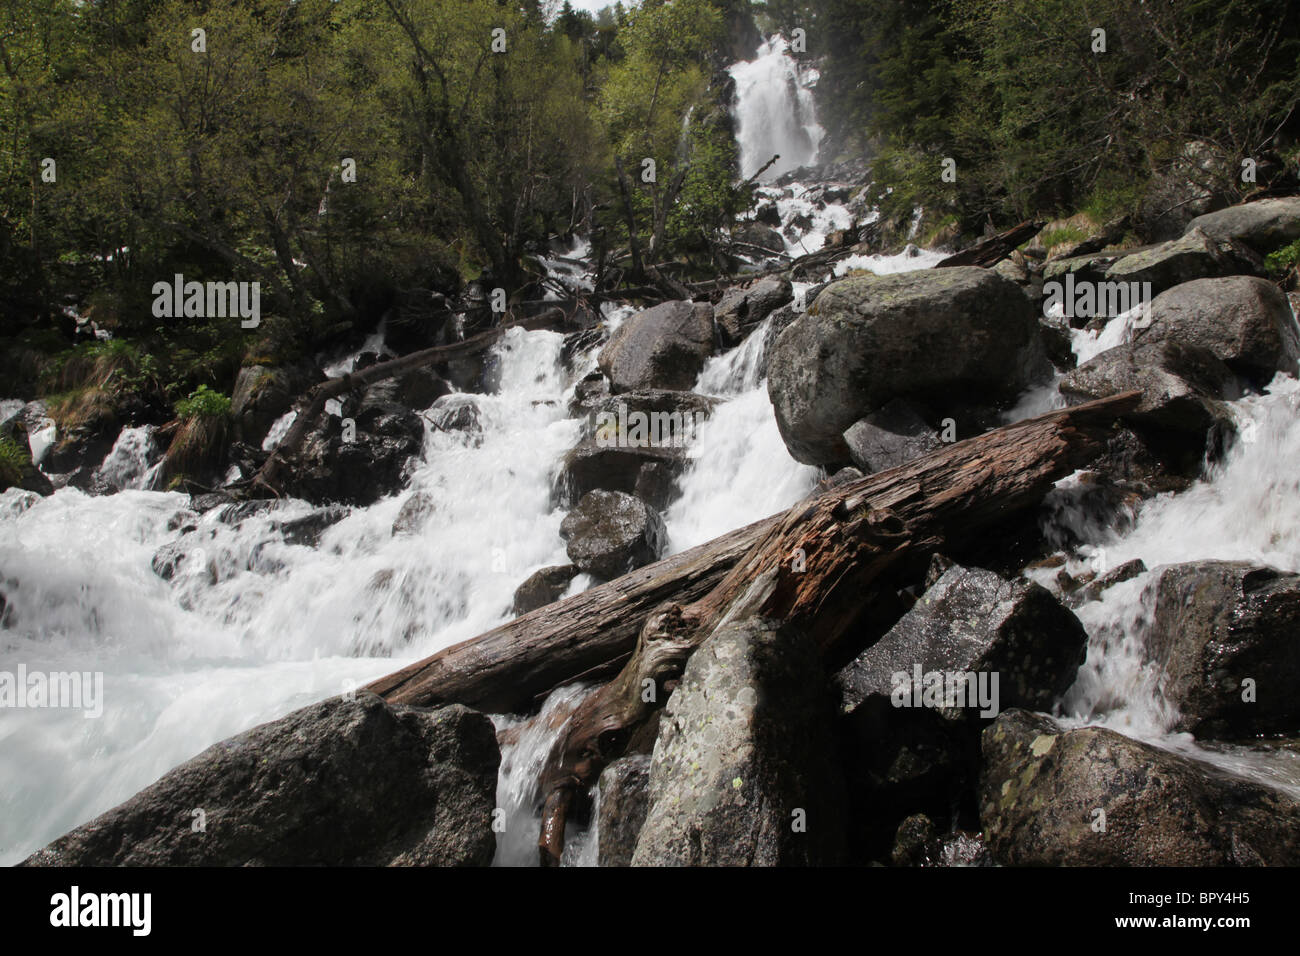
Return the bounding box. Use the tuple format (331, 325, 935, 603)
(251, 310, 564, 495)
(365, 517, 777, 713)
(935, 219, 1044, 269)
(534, 391, 1141, 863)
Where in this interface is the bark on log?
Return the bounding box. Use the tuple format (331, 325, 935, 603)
(935, 219, 1044, 269)
(534, 391, 1140, 863)
(365, 517, 776, 713)
(251, 310, 564, 495)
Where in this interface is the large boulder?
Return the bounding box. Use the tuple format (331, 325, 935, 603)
(1134, 276, 1300, 384)
(767, 267, 1043, 465)
(21, 694, 499, 866)
(1060, 339, 1235, 464)
(632, 618, 847, 866)
(596, 753, 652, 867)
(287, 404, 424, 506)
(231, 365, 295, 447)
(713, 275, 793, 346)
(836, 564, 1089, 718)
(1183, 196, 1300, 254)
(559, 490, 666, 580)
(597, 301, 715, 393)
(841, 398, 940, 474)
(980, 709, 1300, 865)
(1146, 561, 1300, 739)
(1103, 229, 1263, 298)
(556, 390, 716, 509)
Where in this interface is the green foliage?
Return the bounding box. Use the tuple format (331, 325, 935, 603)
(1038, 226, 1089, 252)
(815, 0, 1300, 235)
(174, 385, 232, 421)
(0, 437, 30, 488)
(1265, 239, 1300, 276)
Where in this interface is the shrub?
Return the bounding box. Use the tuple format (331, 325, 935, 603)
(174, 385, 232, 420)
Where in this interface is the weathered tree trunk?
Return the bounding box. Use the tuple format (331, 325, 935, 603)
(935, 219, 1044, 269)
(251, 310, 563, 496)
(534, 391, 1140, 864)
(366, 517, 775, 713)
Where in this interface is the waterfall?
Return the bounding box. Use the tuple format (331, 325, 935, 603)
(0, 326, 584, 865)
(729, 36, 824, 181)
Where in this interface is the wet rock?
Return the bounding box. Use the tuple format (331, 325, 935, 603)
(1071, 558, 1147, 606)
(980, 709, 1300, 865)
(1146, 561, 1300, 739)
(231, 365, 295, 447)
(363, 368, 452, 412)
(391, 490, 436, 536)
(557, 390, 716, 509)
(839, 697, 981, 863)
(767, 267, 1045, 465)
(842, 398, 940, 474)
(713, 275, 793, 346)
(426, 393, 482, 435)
(560, 490, 666, 580)
(1060, 339, 1236, 465)
(1184, 196, 1300, 254)
(632, 618, 848, 866)
(597, 300, 715, 393)
(286, 408, 424, 507)
(511, 564, 580, 615)
(190, 491, 235, 514)
(596, 753, 652, 867)
(21, 694, 499, 866)
(1135, 276, 1300, 384)
(836, 564, 1088, 718)
(274, 505, 350, 548)
(1103, 229, 1264, 297)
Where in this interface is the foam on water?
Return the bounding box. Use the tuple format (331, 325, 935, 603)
(0, 327, 583, 865)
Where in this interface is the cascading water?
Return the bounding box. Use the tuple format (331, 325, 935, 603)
(729, 36, 824, 181)
(0, 325, 584, 866)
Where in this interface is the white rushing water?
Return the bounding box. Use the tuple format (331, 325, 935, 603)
(0, 326, 584, 865)
(729, 35, 823, 181)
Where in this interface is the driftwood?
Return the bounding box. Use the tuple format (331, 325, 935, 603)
(251, 310, 564, 495)
(533, 391, 1141, 864)
(935, 219, 1044, 269)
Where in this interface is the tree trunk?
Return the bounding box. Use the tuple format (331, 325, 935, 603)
(935, 219, 1045, 269)
(366, 516, 774, 713)
(533, 391, 1140, 864)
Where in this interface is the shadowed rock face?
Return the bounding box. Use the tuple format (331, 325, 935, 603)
(981, 710, 1300, 866)
(560, 489, 666, 580)
(1060, 338, 1236, 468)
(836, 564, 1088, 718)
(1146, 560, 1300, 739)
(597, 300, 715, 393)
(767, 267, 1045, 465)
(21, 694, 500, 867)
(632, 617, 847, 866)
(596, 753, 652, 867)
